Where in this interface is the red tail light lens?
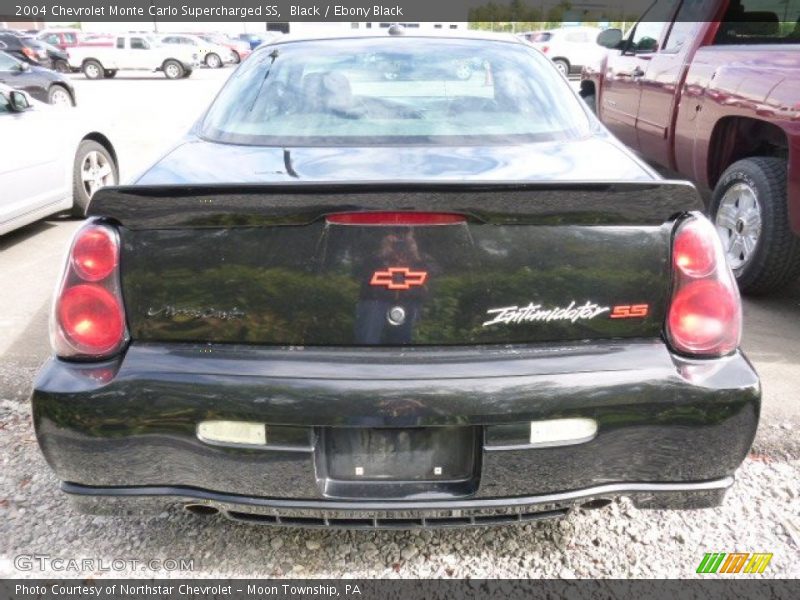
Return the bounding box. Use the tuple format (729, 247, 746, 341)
(52, 222, 128, 360)
(71, 227, 118, 282)
(326, 212, 466, 226)
(21, 47, 37, 61)
(542, 45, 550, 54)
(667, 217, 741, 357)
(58, 285, 125, 353)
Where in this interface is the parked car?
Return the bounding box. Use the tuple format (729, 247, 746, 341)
(159, 33, 233, 68)
(0, 84, 117, 235)
(235, 32, 280, 50)
(0, 33, 51, 68)
(0, 51, 75, 106)
(37, 28, 83, 50)
(581, 0, 800, 294)
(32, 31, 759, 527)
(67, 34, 198, 79)
(30, 38, 71, 73)
(197, 33, 251, 63)
(526, 26, 606, 76)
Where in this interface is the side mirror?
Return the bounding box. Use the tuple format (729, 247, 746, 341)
(9, 90, 31, 112)
(597, 28, 623, 49)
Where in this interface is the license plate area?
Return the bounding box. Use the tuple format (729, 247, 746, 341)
(316, 427, 480, 499)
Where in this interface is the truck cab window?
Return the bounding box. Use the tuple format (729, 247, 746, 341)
(715, 0, 800, 44)
(131, 38, 149, 50)
(628, 21, 666, 53)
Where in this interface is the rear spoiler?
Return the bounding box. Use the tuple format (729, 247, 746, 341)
(87, 180, 704, 229)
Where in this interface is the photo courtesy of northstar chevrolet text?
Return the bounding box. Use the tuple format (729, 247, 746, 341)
(0, 0, 798, 588)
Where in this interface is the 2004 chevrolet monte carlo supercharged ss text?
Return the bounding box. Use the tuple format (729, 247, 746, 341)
(31, 30, 760, 529)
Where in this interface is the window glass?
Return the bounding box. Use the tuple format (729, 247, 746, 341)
(630, 21, 667, 52)
(64, 33, 77, 44)
(116, 38, 125, 49)
(130, 37, 148, 50)
(201, 37, 590, 146)
(0, 92, 10, 114)
(715, 0, 800, 44)
(0, 52, 19, 70)
(44, 34, 58, 44)
(664, 0, 715, 52)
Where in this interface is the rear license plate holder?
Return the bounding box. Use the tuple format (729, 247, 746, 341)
(316, 427, 480, 499)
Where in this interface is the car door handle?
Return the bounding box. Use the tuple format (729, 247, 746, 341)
(632, 66, 645, 79)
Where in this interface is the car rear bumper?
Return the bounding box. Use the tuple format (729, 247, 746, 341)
(32, 340, 760, 526)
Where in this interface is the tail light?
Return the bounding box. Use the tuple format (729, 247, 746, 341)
(51, 222, 128, 360)
(326, 212, 466, 226)
(21, 46, 37, 62)
(541, 45, 550, 54)
(667, 216, 741, 357)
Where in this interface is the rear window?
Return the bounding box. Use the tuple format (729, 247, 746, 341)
(715, 0, 800, 44)
(200, 37, 590, 146)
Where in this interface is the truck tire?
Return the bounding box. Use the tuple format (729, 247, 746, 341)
(163, 60, 184, 79)
(231, 50, 241, 64)
(103, 69, 117, 78)
(552, 58, 570, 76)
(72, 140, 118, 217)
(205, 52, 222, 69)
(710, 157, 800, 294)
(83, 60, 104, 80)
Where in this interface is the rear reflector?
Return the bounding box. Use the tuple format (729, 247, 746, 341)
(197, 421, 267, 446)
(529, 418, 598, 447)
(326, 212, 466, 226)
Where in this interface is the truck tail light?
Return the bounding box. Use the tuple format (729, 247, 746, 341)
(51, 223, 128, 359)
(667, 217, 741, 357)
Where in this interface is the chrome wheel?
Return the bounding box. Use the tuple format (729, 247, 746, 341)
(84, 63, 101, 79)
(49, 87, 71, 106)
(81, 150, 115, 198)
(206, 53, 222, 68)
(165, 63, 181, 78)
(715, 182, 762, 270)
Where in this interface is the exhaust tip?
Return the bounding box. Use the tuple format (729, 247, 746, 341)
(580, 498, 613, 511)
(184, 503, 219, 516)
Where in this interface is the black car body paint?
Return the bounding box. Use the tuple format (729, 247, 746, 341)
(32, 33, 760, 527)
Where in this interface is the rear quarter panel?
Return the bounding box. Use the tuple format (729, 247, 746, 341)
(675, 45, 800, 230)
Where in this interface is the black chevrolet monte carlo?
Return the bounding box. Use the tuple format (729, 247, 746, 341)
(32, 30, 760, 529)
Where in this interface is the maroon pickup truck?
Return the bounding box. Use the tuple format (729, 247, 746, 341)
(581, 0, 800, 293)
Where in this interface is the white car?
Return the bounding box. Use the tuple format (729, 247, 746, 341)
(0, 84, 118, 235)
(521, 27, 606, 76)
(159, 34, 234, 69)
(67, 33, 198, 79)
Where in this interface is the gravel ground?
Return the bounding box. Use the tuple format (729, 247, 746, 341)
(0, 360, 797, 579)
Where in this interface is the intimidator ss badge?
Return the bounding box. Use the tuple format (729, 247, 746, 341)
(483, 301, 649, 327)
(370, 267, 428, 290)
